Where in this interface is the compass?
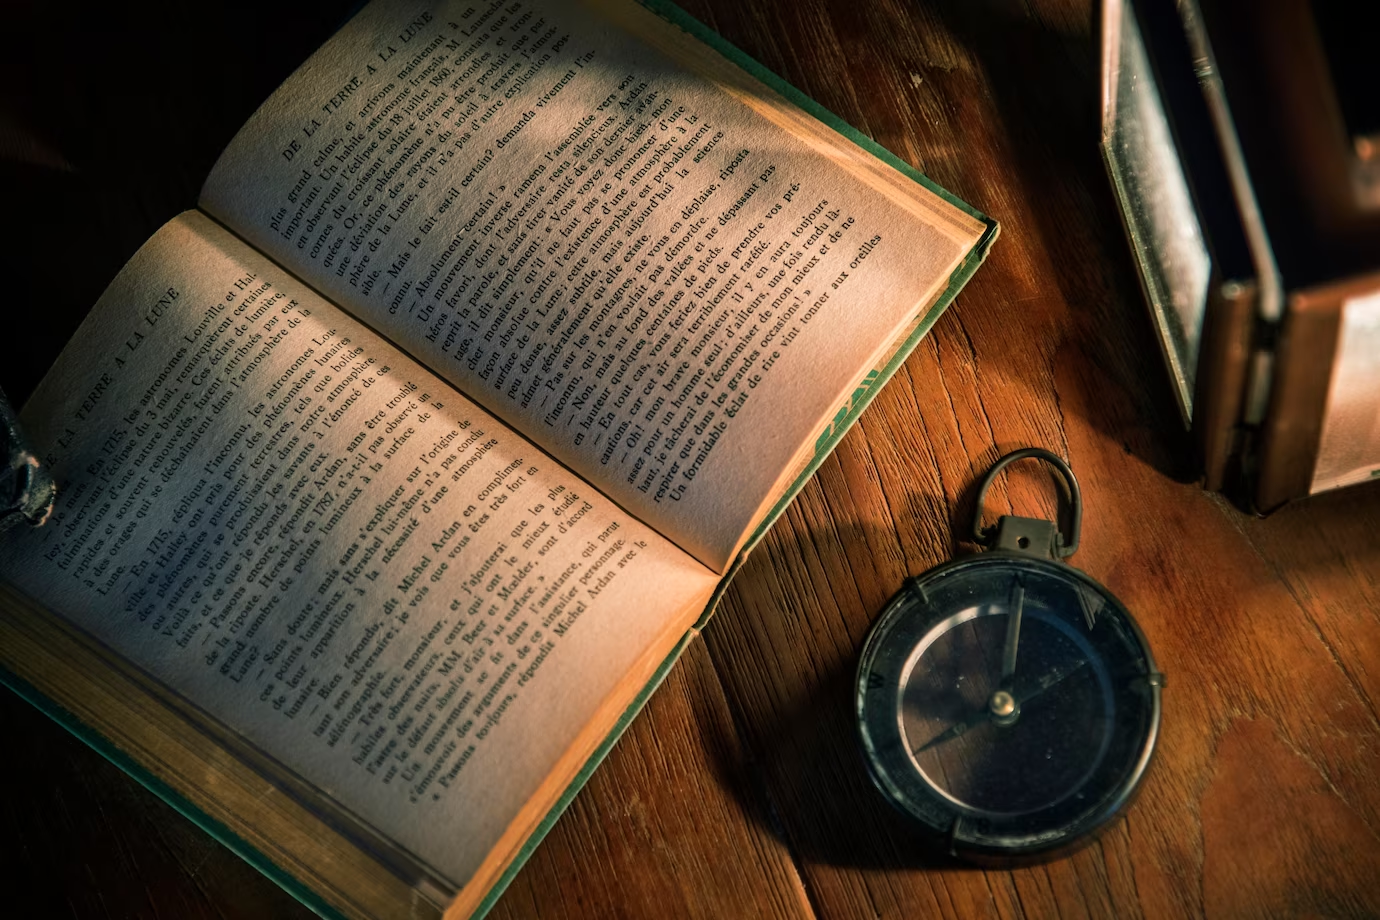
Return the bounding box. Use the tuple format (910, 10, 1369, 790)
(855, 449, 1162, 863)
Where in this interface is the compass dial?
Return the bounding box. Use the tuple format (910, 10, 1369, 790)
(857, 554, 1160, 862)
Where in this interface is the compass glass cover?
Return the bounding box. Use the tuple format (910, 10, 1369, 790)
(901, 602, 1112, 815)
(858, 554, 1159, 858)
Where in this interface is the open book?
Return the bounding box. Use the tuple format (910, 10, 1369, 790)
(0, 0, 994, 916)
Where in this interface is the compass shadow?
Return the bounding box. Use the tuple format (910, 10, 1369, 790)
(707, 625, 980, 872)
(705, 469, 1097, 870)
(706, 494, 1148, 873)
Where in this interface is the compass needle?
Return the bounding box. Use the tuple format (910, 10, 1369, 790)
(913, 723, 962, 755)
(1016, 658, 1089, 708)
(913, 711, 984, 754)
(1000, 581, 1025, 688)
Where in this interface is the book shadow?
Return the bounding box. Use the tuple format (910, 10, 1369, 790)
(924, 0, 1196, 484)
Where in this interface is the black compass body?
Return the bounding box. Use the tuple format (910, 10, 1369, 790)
(855, 449, 1162, 863)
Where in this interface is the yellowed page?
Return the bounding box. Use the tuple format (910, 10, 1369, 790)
(199, 0, 985, 572)
(1313, 289, 1380, 493)
(0, 212, 717, 893)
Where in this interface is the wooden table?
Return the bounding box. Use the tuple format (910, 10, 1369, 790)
(4, 0, 1380, 916)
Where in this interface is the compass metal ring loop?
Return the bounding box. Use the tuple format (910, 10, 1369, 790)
(972, 448, 1082, 558)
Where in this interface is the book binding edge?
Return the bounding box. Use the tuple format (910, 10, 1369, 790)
(695, 215, 997, 629)
(467, 630, 699, 920)
(622, 0, 1000, 628)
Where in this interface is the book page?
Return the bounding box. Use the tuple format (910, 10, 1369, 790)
(0, 212, 717, 897)
(1312, 289, 1380, 493)
(200, 0, 987, 572)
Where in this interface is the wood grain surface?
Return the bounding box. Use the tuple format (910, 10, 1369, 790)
(4, 0, 1380, 917)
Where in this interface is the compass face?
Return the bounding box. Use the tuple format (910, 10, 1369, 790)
(857, 554, 1160, 861)
(899, 604, 1114, 816)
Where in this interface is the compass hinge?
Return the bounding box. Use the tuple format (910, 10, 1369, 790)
(990, 515, 1059, 560)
